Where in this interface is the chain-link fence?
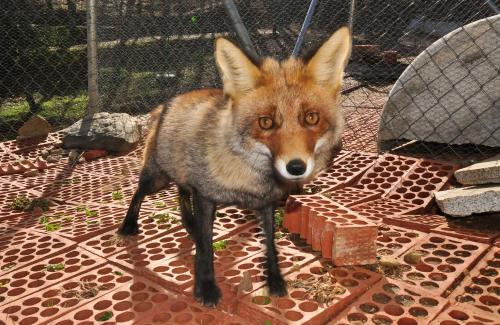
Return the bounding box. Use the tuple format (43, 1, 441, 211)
(1, 0, 499, 163)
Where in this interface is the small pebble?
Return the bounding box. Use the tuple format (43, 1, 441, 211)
(403, 251, 423, 265)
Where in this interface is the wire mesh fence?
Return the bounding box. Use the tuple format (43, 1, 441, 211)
(1, 0, 499, 163)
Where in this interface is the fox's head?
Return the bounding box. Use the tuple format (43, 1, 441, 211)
(215, 27, 352, 184)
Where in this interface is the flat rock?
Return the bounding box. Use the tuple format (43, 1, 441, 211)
(455, 154, 500, 185)
(434, 185, 500, 217)
(62, 112, 140, 153)
(18, 114, 51, 139)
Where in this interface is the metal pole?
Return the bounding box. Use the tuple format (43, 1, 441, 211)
(292, 0, 319, 57)
(348, 0, 356, 30)
(222, 0, 259, 62)
(86, 0, 100, 115)
(486, 0, 500, 14)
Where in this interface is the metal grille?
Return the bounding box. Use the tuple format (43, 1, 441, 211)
(1, 0, 499, 163)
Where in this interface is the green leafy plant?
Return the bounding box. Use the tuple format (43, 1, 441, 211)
(113, 271, 123, 276)
(45, 263, 65, 272)
(45, 223, 60, 232)
(212, 240, 228, 251)
(10, 195, 31, 211)
(98, 311, 113, 321)
(39, 215, 51, 224)
(111, 190, 123, 200)
(10, 196, 50, 211)
(84, 208, 97, 218)
(153, 200, 166, 208)
(274, 208, 284, 228)
(76, 205, 87, 212)
(150, 213, 179, 225)
(28, 198, 51, 211)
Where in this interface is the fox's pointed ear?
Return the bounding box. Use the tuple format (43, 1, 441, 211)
(306, 27, 352, 92)
(215, 38, 261, 97)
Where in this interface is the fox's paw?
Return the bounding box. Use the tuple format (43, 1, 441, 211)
(117, 223, 139, 236)
(268, 274, 287, 297)
(194, 281, 221, 307)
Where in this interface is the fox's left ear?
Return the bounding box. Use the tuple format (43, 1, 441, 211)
(306, 27, 352, 92)
(215, 38, 261, 98)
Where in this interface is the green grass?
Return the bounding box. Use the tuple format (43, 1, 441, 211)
(84, 208, 98, 218)
(212, 240, 228, 251)
(0, 92, 88, 141)
(10, 196, 51, 212)
(45, 223, 61, 232)
(0, 92, 87, 123)
(111, 190, 124, 201)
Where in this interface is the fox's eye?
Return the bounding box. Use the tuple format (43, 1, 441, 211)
(259, 116, 274, 130)
(305, 112, 319, 126)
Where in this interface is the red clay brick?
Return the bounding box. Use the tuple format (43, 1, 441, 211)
(112, 225, 263, 294)
(0, 230, 76, 277)
(332, 224, 378, 266)
(283, 194, 378, 265)
(391, 234, 489, 297)
(238, 259, 381, 325)
(383, 214, 447, 232)
(77, 213, 185, 258)
(376, 224, 427, 258)
(387, 159, 458, 210)
(429, 302, 500, 325)
(0, 264, 133, 324)
(214, 206, 259, 238)
(52, 276, 230, 325)
(431, 218, 500, 244)
(0, 248, 105, 307)
(302, 151, 378, 194)
(330, 278, 449, 325)
(189, 240, 319, 313)
(322, 187, 381, 207)
(352, 154, 420, 195)
(352, 197, 423, 224)
(0, 189, 51, 220)
(450, 247, 500, 315)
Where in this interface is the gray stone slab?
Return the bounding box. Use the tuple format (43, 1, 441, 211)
(62, 112, 140, 153)
(455, 154, 500, 185)
(380, 15, 500, 148)
(434, 185, 500, 217)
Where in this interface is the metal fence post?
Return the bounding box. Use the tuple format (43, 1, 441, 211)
(348, 0, 356, 30)
(292, 0, 318, 57)
(86, 0, 100, 116)
(222, 0, 259, 62)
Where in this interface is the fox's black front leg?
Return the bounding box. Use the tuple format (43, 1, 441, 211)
(258, 205, 287, 296)
(192, 189, 221, 307)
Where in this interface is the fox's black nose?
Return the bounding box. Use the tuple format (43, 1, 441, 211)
(286, 159, 307, 176)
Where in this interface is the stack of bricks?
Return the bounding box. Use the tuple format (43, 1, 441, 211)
(283, 194, 378, 266)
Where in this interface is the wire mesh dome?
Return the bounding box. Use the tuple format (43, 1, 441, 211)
(379, 14, 500, 161)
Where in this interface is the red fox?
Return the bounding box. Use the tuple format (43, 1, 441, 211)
(118, 27, 352, 306)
